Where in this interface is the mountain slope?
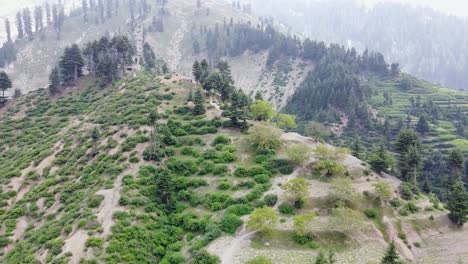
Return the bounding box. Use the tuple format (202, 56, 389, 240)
(0, 71, 466, 264)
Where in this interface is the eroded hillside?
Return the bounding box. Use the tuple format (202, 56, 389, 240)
(0, 72, 466, 264)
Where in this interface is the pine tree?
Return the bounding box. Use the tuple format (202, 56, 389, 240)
(192, 89, 206, 115)
(187, 89, 193, 102)
(395, 130, 422, 182)
(45, 2, 51, 25)
(380, 241, 402, 264)
(368, 142, 393, 173)
(16, 12, 24, 39)
(98, 0, 105, 22)
(5, 19, 11, 42)
(447, 178, 468, 227)
(192, 61, 202, 83)
(0, 71, 12, 104)
(143, 42, 156, 71)
(23, 8, 33, 40)
(226, 89, 250, 126)
(59, 44, 85, 86)
(82, 0, 89, 22)
(416, 115, 430, 136)
(147, 110, 160, 161)
(200, 59, 209, 83)
(448, 149, 464, 175)
(48, 67, 61, 95)
(34, 6, 44, 32)
(351, 137, 364, 159)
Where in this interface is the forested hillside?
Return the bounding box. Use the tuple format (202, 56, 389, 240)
(251, 0, 468, 91)
(0, 1, 467, 263)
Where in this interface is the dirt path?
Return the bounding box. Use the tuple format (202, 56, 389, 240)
(63, 230, 89, 264)
(166, 19, 188, 71)
(220, 229, 257, 264)
(96, 162, 142, 238)
(383, 216, 415, 261)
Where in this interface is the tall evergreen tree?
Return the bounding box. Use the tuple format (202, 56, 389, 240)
(98, 0, 105, 22)
(395, 130, 422, 182)
(23, 8, 33, 40)
(5, 19, 11, 42)
(16, 12, 24, 39)
(192, 60, 202, 83)
(380, 241, 402, 264)
(447, 178, 468, 227)
(368, 142, 393, 173)
(143, 42, 156, 71)
(34, 6, 44, 32)
(0, 71, 12, 104)
(415, 115, 430, 136)
(59, 44, 85, 86)
(192, 89, 206, 115)
(82, 0, 89, 22)
(45, 2, 51, 25)
(48, 67, 61, 95)
(226, 89, 250, 126)
(448, 149, 465, 175)
(147, 110, 160, 161)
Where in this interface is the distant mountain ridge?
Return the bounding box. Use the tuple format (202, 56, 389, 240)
(251, 0, 468, 91)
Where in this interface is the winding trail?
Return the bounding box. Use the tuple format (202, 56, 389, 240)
(221, 229, 257, 264)
(166, 19, 188, 71)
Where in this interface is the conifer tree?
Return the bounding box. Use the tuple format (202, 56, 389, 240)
(226, 89, 250, 126)
(59, 44, 85, 86)
(380, 241, 402, 264)
(23, 8, 33, 40)
(0, 71, 12, 103)
(447, 177, 468, 227)
(448, 149, 464, 175)
(48, 67, 61, 95)
(45, 2, 51, 25)
(192, 61, 202, 83)
(193, 89, 206, 115)
(416, 115, 430, 135)
(395, 130, 422, 182)
(5, 19, 11, 42)
(82, 0, 89, 22)
(34, 6, 44, 32)
(16, 12, 24, 39)
(147, 110, 160, 161)
(368, 142, 393, 173)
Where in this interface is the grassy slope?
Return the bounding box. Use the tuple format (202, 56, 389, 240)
(368, 75, 468, 152)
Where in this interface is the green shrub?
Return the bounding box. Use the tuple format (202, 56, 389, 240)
(293, 233, 313, 245)
(364, 208, 378, 219)
(205, 193, 232, 211)
(218, 182, 231, 190)
(278, 203, 294, 215)
(399, 183, 414, 200)
(225, 204, 254, 216)
(213, 165, 228, 175)
(86, 237, 104, 249)
(213, 135, 230, 145)
(246, 256, 273, 264)
(390, 198, 402, 208)
(234, 167, 249, 177)
(254, 174, 270, 184)
(220, 214, 243, 234)
(263, 194, 278, 207)
(88, 195, 104, 208)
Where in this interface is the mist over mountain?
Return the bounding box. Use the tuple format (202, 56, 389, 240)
(251, 0, 468, 91)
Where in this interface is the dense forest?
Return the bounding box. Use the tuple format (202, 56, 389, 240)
(251, 0, 468, 91)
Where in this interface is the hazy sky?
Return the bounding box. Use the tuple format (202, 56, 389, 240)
(358, 0, 468, 18)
